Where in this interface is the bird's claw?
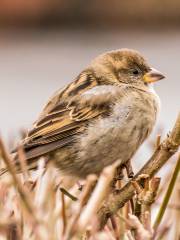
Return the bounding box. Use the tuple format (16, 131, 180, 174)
(123, 159, 134, 178)
(116, 160, 134, 179)
(111, 160, 134, 191)
(116, 165, 125, 180)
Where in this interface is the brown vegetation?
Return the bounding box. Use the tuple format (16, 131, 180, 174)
(0, 113, 179, 239)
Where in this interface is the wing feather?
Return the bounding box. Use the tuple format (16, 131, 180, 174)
(18, 68, 123, 162)
(20, 69, 109, 159)
(24, 136, 76, 160)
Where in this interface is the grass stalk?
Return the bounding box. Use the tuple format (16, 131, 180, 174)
(153, 154, 180, 231)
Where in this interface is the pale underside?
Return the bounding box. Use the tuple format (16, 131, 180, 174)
(53, 85, 159, 177)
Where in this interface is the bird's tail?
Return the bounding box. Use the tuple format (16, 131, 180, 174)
(0, 150, 48, 177)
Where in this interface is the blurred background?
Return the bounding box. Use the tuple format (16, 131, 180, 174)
(0, 0, 179, 140)
(0, 0, 179, 238)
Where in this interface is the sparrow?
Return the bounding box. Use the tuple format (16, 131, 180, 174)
(10, 49, 164, 178)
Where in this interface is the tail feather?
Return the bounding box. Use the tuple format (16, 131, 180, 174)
(0, 148, 49, 177)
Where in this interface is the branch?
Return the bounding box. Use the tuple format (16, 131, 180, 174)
(98, 112, 180, 229)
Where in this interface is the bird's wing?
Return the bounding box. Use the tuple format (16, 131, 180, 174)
(19, 70, 114, 160)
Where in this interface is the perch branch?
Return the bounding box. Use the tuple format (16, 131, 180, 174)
(98, 112, 180, 229)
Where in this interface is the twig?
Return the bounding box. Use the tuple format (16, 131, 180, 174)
(61, 191, 67, 235)
(60, 187, 78, 201)
(117, 212, 152, 240)
(0, 139, 50, 240)
(127, 214, 152, 240)
(64, 174, 97, 240)
(98, 112, 180, 229)
(156, 135, 161, 149)
(7, 222, 20, 240)
(154, 202, 180, 210)
(118, 208, 125, 239)
(78, 160, 120, 231)
(132, 174, 160, 229)
(110, 216, 119, 240)
(0, 138, 37, 221)
(153, 154, 180, 231)
(17, 146, 31, 181)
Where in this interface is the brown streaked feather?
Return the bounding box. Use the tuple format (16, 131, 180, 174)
(24, 128, 83, 148)
(35, 68, 98, 125)
(21, 136, 76, 161)
(19, 69, 112, 160)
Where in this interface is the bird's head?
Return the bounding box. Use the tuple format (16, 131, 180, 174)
(91, 48, 165, 90)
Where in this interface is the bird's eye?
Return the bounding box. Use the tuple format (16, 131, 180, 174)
(132, 69, 140, 75)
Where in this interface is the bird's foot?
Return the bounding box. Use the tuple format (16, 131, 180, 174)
(111, 160, 134, 192)
(123, 159, 134, 179)
(111, 165, 125, 192)
(116, 159, 134, 180)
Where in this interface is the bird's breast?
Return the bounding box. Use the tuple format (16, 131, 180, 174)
(76, 90, 159, 174)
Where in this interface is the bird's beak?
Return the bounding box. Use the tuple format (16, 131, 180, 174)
(143, 68, 165, 83)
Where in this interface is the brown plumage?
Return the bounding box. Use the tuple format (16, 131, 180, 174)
(10, 48, 164, 178)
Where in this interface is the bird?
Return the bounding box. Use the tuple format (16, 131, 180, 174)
(9, 48, 165, 179)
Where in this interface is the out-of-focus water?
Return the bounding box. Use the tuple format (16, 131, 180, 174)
(0, 29, 179, 141)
